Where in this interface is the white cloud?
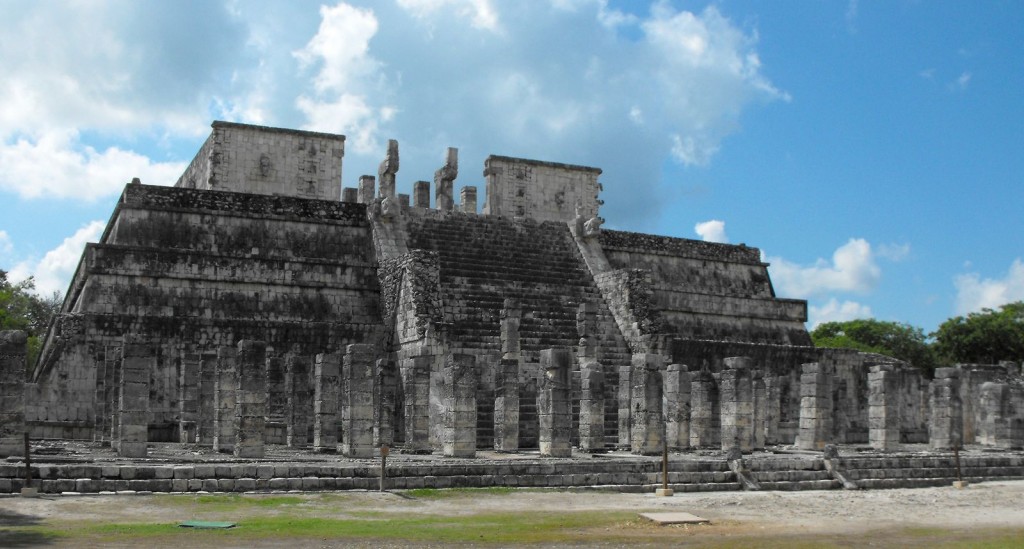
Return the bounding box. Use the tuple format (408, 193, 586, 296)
(8, 220, 105, 296)
(0, 129, 186, 200)
(694, 219, 729, 243)
(767, 238, 881, 299)
(877, 242, 911, 262)
(294, 3, 396, 155)
(808, 298, 873, 328)
(950, 71, 972, 91)
(954, 258, 1024, 314)
(0, 230, 11, 256)
(397, 0, 500, 32)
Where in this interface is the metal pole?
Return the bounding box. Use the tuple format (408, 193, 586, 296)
(23, 432, 31, 488)
(380, 445, 389, 492)
(662, 441, 669, 492)
(954, 445, 963, 483)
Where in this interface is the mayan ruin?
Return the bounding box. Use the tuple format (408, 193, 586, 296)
(0, 120, 1021, 498)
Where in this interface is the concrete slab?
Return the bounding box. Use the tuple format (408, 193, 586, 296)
(639, 512, 709, 525)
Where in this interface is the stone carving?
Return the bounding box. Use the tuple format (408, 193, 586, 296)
(259, 154, 272, 177)
(378, 139, 399, 199)
(434, 147, 458, 211)
(380, 195, 398, 219)
(583, 216, 604, 238)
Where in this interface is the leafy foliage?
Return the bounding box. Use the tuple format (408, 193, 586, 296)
(812, 319, 937, 371)
(932, 302, 1024, 365)
(0, 270, 62, 368)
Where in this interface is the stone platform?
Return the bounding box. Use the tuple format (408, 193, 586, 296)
(2, 441, 1022, 496)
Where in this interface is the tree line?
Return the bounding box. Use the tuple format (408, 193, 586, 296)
(0, 269, 62, 368)
(812, 301, 1024, 373)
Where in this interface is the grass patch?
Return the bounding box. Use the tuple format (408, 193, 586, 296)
(402, 486, 519, 499)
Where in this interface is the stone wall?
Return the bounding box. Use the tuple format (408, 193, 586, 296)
(482, 155, 601, 223)
(175, 121, 345, 201)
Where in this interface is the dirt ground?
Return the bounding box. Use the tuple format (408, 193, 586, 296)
(3, 480, 1024, 547)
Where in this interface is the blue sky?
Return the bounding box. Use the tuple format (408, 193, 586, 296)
(1, 0, 1022, 334)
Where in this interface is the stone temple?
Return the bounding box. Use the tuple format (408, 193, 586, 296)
(1, 121, 1022, 494)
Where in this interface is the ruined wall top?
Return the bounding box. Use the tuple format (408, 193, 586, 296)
(175, 121, 345, 201)
(482, 155, 602, 223)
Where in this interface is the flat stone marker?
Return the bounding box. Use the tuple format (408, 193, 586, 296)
(639, 512, 710, 525)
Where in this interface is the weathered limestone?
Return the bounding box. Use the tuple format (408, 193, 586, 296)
(378, 139, 399, 200)
(285, 354, 312, 447)
(663, 363, 690, 451)
(538, 348, 572, 457)
(234, 340, 267, 458)
(762, 375, 782, 445)
(977, 382, 1021, 448)
(342, 344, 376, 458)
(375, 358, 398, 448)
(578, 359, 605, 452)
(413, 181, 430, 208)
(434, 148, 458, 211)
(720, 356, 755, 453)
(401, 355, 431, 453)
(630, 353, 664, 455)
(177, 351, 200, 443)
(494, 358, 520, 452)
(341, 187, 358, 203)
(118, 336, 154, 458)
(0, 331, 27, 457)
(689, 368, 719, 448)
(442, 353, 477, 457)
(197, 352, 217, 444)
(313, 352, 341, 452)
(213, 346, 237, 453)
(358, 175, 375, 204)
(264, 351, 286, 444)
(460, 186, 477, 213)
(798, 362, 832, 451)
(868, 363, 900, 450)
(929, 367, 963, 450)
(752, 372, 766, 450)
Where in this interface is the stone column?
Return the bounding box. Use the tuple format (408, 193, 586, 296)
(617, 362, 632, 448)
(313, 352, 341, 452)
(720, 356, 755, 452)
(0, 331, 27, 457)
(798, 362, 832, 451)
(434, 147, 458, 211)
(978, 382, 1011, 447)
(178, 351, 200, 443)
(578, 358, 605, 453)
(442, 353, 477, 457)
(664, 363, 690, 451)
(233, 340, 267, 458)
(868, 363, 900, 450)
(375, 358, 398, 448)
(358, 175, 375, 204)
(752, 371, 766, 450)
(93, 347, 109, 444)
(213, 345, 237, 453)
(341, 187, 359, 203)
(401, 355, 431, 453)
(460, 186, 477, 213)
(538, 348, 572, 457)
(630, 353, 665, 455)
(118, 336, 153, 458)
(929, 367, 963, 450)
(197, 352, 216, 445)
(98, 347, 119, 446)
(265, 351, 287, 444)
(413, 181, 430, 208)
(285, 353, 312, 448)
(342, 344, 376, 458)
(689, 369, 719, 448)
(378, 139, 399, 199)
(494, 357, 520, 451)
(763, 374, 782, 445)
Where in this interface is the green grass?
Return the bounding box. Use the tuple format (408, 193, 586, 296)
(402, 486, 519, 499)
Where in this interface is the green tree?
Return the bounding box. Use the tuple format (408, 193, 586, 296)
(812, 319, 937, 371)
(932, 302, 1024, 365)
(0, 270, 63, 368)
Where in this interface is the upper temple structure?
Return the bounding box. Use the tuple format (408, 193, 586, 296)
(7, 120, 1021, 470)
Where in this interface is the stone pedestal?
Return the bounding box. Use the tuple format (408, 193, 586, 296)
(578, 359, 605, 453)
(213, 346, 237, 453)
(401, 355, 431, 453)
(118, 336, 153, 458)
(929, 367, 963, 450)
(494, 357, 520, 452)
(442, 353, 477, 457)
(0, 331, 27, 457)
(720, 357, 754, 453)
(798, 362, 833, 451)
(664, 364, 690, 451)
(285, 354, 312, 447)
(341, 187, 358, 203)
(234, 340, 267, 458)
(689, 369, 719, 448)
(342, 344, 376, 458)
(868, 363, 900, 450)
(539, 348, 572, 457)
(630, 353, 665, 455)
(460, 186, 477, 213)
(313, 352, 340, 452)
(375, 358, 398, 448)
(413, 181, 430, 208)
(358, 175, 375, 204)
